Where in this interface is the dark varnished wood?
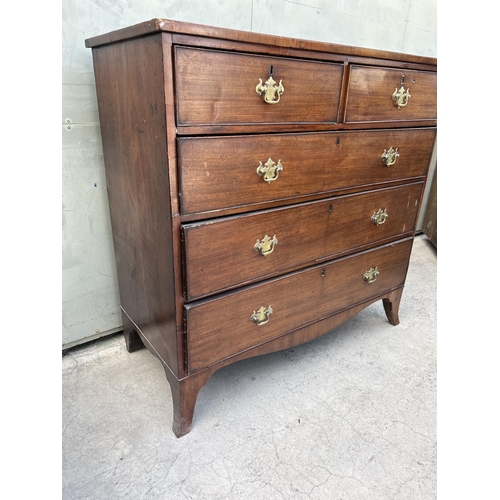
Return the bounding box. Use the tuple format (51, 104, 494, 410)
(87, 19, 436, 437)
(179, 128, 436, 215)
(122, 310, 145, 353)
(163, 365, 211, 438)
(383, 287, 404, 326)
(128, 285, 405, 437)
(179, 177, 429, 223)
(174, 47, 343, 126)
(85, 18, 436, 67)
(171, 34, 438, 72)
(222, 286, 406, 370)
(337, 61, 351, 123)
(422, 166, 437, 247)
(168, 285, 404, 437)
(174, 120, 437, 136)
(185, 238, 413, 372)
(91, 34, 179, 375)
(182, 183, 423, 300)
(161, 34, 188, 378)
(345, 66, 437, 123)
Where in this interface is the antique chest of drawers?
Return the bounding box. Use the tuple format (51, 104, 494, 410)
(86, 19, 437, 437)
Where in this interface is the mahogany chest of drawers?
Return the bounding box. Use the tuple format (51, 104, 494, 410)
(86, 19, 437, 437)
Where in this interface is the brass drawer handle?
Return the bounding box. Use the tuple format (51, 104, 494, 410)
(256, 76, 284, 104)
(392, 85, 411, 108)
(363, 267, 379, 283)
(250, 305, 273, 326)
(371, 208, 388, 226)
(381, 147, 400, 166)
(257, 158, 283, 183)
(254, 234, 278, 256)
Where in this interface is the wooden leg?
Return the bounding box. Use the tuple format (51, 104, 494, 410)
(122, 312, 145, 353)
(382, 287, 404, 326)
(164, 367, 211, 438)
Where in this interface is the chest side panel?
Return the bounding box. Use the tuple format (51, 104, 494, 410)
(92, 34, 178, 373)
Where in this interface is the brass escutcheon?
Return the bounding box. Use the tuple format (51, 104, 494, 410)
(257, 158, 283, 183)
(381, 147, 400, 166)
(250, 305, 273, 326)
(254, 234, 278, 256)
(371, 208, 388, 226)
(392, 85, 411, 108)
(363, 267, 379, 284)
(256, 76, 284, 104)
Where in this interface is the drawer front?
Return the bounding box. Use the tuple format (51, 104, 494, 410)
(174, 47, 343, 126)
(183, 183, 423, 300)
(345, 66, 437, 123)
(186, 238, 413, 372)
(179, 128, 436, 215)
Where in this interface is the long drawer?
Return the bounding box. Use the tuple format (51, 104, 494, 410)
(179, 128, 436, 215)
(185, 238, 413, 372)
(182, 183, 423, 300)
(345, 66, 437, 123)
(174, 47, 343, 126)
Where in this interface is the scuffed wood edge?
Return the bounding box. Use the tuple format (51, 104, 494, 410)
(85, 18, 437, 66)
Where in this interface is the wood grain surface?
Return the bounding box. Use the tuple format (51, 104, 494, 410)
(345, 66, 437, 123)
(185, 238, 413, 372)
(179, 128, 436, 215)
(92, 34, 179, 375)
(87, 18, 436, 436)
(85, 18, 437, 67)
(175, 47, 344, 125)
(182, 183, 423, 300)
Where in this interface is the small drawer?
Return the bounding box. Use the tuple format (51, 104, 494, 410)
(185, 238, 413, 372)
(174, 47, 343, 126)
(345, 66, 437, 123)
(178, 128, 436, 215)
(182, 183, 423, 300)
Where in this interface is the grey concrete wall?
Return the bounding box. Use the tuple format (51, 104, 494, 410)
(62, 0, 437, 348)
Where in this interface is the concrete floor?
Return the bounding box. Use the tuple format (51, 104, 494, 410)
(62, 234, 437, 500)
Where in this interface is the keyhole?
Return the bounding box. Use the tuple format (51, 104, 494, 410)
(329, 204, 333, 212)
(336, 138, 340, 146)
(321, 269, 326, 278)
(401, 74, 405, 85)
(269, 65, 274, 75)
